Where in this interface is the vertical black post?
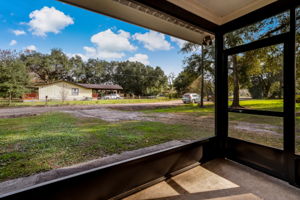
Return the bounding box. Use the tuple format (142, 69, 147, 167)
(215, 31, 228, 156)
(284, 7, 296, 185)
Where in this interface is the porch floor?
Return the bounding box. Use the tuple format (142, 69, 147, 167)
(123, 159, 300, 200)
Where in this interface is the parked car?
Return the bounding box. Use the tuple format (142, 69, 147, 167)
(103, 94, 122, 100)
(207, 95, 215, 102)
(182, 93, 201, 104)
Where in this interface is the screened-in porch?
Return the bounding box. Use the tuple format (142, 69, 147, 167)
(1, 0, 300, 199)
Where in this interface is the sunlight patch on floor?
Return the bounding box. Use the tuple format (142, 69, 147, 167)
(123, 181, 179, 200)
(123, 165, 247, 200)
(171, 166, 239, 193)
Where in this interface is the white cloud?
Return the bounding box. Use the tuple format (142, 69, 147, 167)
(170, 36, 186, 48)
(118, 30, 131, 38)
(133, 31, 171, 51)
(128, 54, 150, 65)
(12, 30, 26, 36)
(9, 40, 17, 46)
(90, 29, 136, 52)
(28, 6, 74, 37)
(67, 53, 88, 61)
(82, 29, 136, 59)
(25, 45, 37, 52)
(83, 46, 97, 56)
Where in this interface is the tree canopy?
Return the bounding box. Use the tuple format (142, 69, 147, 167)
(0, 49, 168, 98)
(0, 50, 29, 103)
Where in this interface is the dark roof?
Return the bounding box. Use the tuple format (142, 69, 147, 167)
(77, 83, 123, 90)
(35, 81, 123, 90)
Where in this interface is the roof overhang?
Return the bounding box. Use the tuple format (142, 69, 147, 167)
(57, 0, 214, 44)
(58, 0, 298, 44)
(36, 81, 123, 90)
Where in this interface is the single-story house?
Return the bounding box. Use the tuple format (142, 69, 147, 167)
(36, 80, 123, 101)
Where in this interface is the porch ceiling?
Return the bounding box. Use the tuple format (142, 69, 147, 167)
(167, 0, 278, 25)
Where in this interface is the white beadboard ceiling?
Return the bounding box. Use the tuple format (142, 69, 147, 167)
(167, 0, 278, 25)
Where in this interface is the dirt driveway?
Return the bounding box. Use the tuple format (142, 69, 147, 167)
(0, 100, 182, 118)
(0, 99, 284, 137)
(62, 108, 283, 137)
(0, 100, 284, 137)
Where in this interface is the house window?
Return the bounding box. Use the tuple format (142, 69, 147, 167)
(72, 88, 79, 96)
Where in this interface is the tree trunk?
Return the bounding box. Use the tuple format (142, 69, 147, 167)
(263, 83, 271, 98)
(231, 55, 241, 108)
(9, 92, 12, 105)
(279, 80, 283, 99)
(199, 45, 204, 107)
(200, 74, 204, 107)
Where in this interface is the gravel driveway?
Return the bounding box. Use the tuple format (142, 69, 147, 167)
(0, 100, 182, 118)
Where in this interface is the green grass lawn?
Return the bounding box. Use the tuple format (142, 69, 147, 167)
(1, 99, 300, 182)
(143, 102, 214, 114)
(143, 99, 300, 123)
(143, 99, 286, 113)
(0, 112, 211, 182)
(142, 99, 300, 153)
(0, 97, 177, 107)
(142, 100, 285, 127)
(234, 99, 284, 111)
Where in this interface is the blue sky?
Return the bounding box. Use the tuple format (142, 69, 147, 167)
(0, 0, 190, 75)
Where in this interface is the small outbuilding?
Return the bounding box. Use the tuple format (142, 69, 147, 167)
(36, 80, 123, 101)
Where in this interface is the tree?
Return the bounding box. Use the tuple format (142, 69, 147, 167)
(21, 49, 71, 83)
(167, 73, 176, 98)
(113, 61, 167, 96)
(245, 45, 283, 99)
(0, 50, 29, 104)
(180, 40, 215, 107)
(225, 11, 290, 107)
(69, 55, 85, 82)
(174, 70, 198, 95)
(69, 58, 111, 84)
(225, 30, 246, 108)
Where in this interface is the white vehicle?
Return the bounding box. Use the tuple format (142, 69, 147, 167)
(182, 93, 201, 104)
(103, 94, 122, 100)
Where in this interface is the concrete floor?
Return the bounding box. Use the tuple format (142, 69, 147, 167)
(123, 159, 300, 200)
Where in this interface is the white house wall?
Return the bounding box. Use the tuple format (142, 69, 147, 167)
(38, 82, 92, 101)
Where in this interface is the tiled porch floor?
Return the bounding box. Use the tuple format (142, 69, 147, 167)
(123, 159, 300, 200)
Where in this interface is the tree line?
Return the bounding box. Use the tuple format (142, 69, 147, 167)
(0, 49, 168, 101)
(1, 11, 299, 105)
